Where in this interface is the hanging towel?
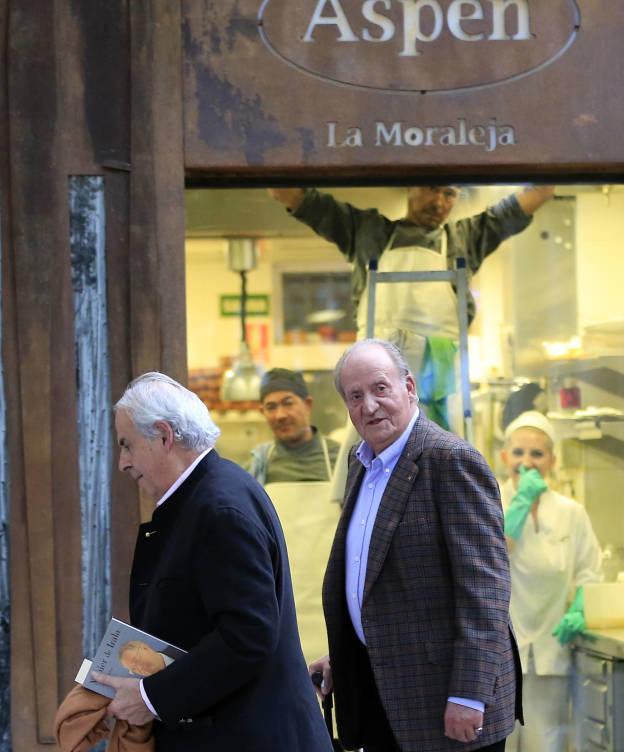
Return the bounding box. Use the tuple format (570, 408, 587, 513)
(418, 336, 458, 431)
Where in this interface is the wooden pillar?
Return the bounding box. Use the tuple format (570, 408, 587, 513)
(129, 0, 187, 383)
(7, 1, 79, 743)
(128, 0, 187, 523)
(2, 1, 187, 748)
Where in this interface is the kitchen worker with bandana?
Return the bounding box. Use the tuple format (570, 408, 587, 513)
(246, 367, 342, 666)
(246, 367, 340, 485)
(500, 410, 602, 752)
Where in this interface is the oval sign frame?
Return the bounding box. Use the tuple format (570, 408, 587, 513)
(258, 0, 580, 94)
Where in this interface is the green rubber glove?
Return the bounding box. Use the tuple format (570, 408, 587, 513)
(504, 466, 548, 541)
(553, 586, 586, 644)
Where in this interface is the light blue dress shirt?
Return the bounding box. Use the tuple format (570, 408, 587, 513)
(345, 411, 418, 643)
(344, 410, 484, 714)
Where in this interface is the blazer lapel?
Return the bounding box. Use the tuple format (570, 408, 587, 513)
(343, 451, 366, 520)
(362, 415, 430, 603)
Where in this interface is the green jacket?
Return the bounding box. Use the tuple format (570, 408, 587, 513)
(247, 429, 340, 485)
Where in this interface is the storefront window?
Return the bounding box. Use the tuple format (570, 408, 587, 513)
(185, 185, 623, 748)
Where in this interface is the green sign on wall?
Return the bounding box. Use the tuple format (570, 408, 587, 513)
(220, 294, 270, 317)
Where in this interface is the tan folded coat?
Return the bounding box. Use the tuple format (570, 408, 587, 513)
(55, 684, 154, 752)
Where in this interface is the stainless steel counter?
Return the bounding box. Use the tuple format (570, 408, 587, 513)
(572, 629, 624, 750)
(575, 628, 624, 660)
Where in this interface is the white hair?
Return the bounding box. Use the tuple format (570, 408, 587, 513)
(115, 372, 220, 451)
(334, 338, 418, 403)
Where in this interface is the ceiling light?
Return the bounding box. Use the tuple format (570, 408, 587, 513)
(220, 239, 264, 402)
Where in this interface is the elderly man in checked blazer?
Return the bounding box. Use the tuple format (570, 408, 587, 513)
(310, 339, 522, 752)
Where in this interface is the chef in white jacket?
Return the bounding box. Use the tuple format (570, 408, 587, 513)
(500, 411, 602, 752)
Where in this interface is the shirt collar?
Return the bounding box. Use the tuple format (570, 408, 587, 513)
(355, 408, 419, 471)
(156, 447, 213, 508)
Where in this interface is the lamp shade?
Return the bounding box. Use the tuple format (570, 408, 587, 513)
(228, 238, 258, 272)
(220, 342, 263, 401)
(221, 239, 262, 402)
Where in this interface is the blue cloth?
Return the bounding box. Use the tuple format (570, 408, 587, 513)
(417, 336, 458, 431)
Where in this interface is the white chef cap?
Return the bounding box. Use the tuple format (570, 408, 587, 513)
(504, 410, 555, 444)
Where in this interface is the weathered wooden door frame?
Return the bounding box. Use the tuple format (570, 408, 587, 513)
(1, 2, 186, 748)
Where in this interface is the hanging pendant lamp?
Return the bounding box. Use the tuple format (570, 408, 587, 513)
(220, 238, 264, 402)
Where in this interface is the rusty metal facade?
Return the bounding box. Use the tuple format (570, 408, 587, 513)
(183, 1, 624, 178)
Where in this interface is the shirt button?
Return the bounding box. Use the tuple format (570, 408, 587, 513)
(355, 557, 360, 564)
(385, 468, 390, 474)
(361, 519, 365, 525)
(368, 483, 373, 489)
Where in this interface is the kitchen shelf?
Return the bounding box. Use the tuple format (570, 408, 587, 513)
(543, 354, 624, 379)
(549, 411, 624, 458)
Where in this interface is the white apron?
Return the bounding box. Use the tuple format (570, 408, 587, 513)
(329, 232, 463, 502)
(264, 481, 341, 665)
(356, 229, 460, 374)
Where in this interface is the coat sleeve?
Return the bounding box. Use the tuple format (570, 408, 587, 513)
(451, 193, 532, 274)
(142, 505, 281, 722)
(435, 444, 512, 704)
(292, 188, 393, 263)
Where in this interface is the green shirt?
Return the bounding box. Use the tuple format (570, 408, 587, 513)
(247, 429, 341, 485)
(292, 188, 532, 322)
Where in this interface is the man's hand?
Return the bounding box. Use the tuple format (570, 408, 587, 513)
(267, 188, 305, 212)
(308, 655, 332, 700)
(444, 701, 484, 743)
(91, 672, 155, 726)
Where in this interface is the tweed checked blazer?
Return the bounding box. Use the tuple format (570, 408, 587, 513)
(322, 413, 522, 752)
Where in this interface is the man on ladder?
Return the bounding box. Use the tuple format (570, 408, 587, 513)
(269, 185, 554, 430)
(269, 185, 555, 500)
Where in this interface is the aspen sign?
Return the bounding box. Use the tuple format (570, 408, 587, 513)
(258, 0, 579, 92)
(183, 2, 624, 175)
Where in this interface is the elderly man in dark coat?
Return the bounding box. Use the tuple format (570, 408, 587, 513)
(94, 372, 333, 752)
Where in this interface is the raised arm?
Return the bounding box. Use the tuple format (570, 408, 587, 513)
(267, 188, 305, 212)
(515, 185, 556, 216)
(267, 188, 392, 266)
